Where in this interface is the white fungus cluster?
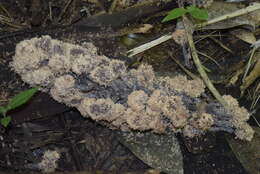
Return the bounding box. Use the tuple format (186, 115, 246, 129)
(222, 95, 254, 141)
(11, 36, 254, 141)
(125, 90, 189, 132)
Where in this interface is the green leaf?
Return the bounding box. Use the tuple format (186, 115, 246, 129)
(1, 116, 11, 127)
(0, 106, 7, 115)
(7, 87, 38, 111)
(187, 6, 208, 20)
(162, 8, 187, 22)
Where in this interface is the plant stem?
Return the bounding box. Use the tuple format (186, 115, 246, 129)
(182, 16, 228, 107)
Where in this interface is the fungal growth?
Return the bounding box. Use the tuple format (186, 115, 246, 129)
(11, 36, 254, 141)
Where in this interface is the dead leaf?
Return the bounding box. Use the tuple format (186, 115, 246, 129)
(230, 29, 256, 44)
(117, 131, 183, 174)
(227, 127, 260, 174)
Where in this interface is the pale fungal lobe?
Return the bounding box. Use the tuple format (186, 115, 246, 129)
(11, 36, 254, 141)
(127, 90, 149, 111)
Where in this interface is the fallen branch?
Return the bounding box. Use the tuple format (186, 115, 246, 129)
(11, 36, 254, 141)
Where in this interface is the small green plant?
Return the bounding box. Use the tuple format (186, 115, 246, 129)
(0, 87, 38, 127)
(162, 5, 208, 22)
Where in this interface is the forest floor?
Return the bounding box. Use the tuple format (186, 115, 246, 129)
(0, 0, 259, 174)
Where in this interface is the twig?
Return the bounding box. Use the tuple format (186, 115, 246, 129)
(127, 34, 172, 57)
(252, 115, 260, 128)
(250, 83, 260, 110)
(242, 46, 256, 82)
(169, 54, 199, 80)
(0, 15, 24, 29)
(195, 2, 260, 29)
(209, 37, 233, 54)
(49, 2, 53, 21)
(182, 16, 228, 107)
(197, 50, 221, 68)
(109, 0, 119, 13)
(0, 4, 11, 18)
(58, 0, 73, 22)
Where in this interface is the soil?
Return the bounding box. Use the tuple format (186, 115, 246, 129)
(0, 0, 258, 174)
